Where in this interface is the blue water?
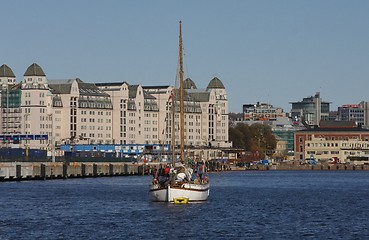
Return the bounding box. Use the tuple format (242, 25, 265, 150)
(1, 171, 369, 239)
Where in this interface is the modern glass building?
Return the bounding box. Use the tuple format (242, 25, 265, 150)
(290, 92, 330, 126)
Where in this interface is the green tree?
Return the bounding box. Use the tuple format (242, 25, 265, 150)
(229, 126, 244, 148)
(229, 122, 277, 159)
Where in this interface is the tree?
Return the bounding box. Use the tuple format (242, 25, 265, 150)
(229, 127, 244, 148)
(229, 122, 277, 159)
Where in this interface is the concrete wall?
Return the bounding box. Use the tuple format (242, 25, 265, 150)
(0, 162, 140, 181)
(254, 164, 369, 171)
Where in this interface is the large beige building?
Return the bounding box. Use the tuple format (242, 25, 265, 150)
(305, 136, 369, 164)
(94, 76, 230, 148)
(294, 121, 369, 164)
(0, 63, 230, 150)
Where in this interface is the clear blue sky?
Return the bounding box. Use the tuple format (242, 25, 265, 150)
(2, 0, 369, 113)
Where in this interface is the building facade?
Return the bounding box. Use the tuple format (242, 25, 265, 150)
(304, 137, 369, 164)
(242, 102, 285, 121)
(290, 92, 330, 126)
(0, 64, 17, 137)
(95, 77, 230, 148)
(337, 104, 364, 127)
(294, 121, 369, 163)
(0, 64, 230, 150)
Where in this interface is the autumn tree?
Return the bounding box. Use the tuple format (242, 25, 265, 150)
(229, 122, 277, 159)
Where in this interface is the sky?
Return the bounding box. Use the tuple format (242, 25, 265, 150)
(2, 0, 369, 113)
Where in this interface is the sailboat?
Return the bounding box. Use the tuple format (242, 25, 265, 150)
(149, 21, 210, 202)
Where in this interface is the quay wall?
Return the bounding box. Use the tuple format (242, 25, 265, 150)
(0, 162, 142, 181)
(0, 161, 229, 181)
(250, 164, 369, 171)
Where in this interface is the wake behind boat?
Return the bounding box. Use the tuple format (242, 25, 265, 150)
(149, 21, 210, 202)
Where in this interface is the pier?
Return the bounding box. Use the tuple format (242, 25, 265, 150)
(0, 161, 230, 181)
(0, 162, 141, 181)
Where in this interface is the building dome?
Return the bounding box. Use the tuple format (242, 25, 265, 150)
(0, 64, 15, 77)
(24, 63, 46, 76)
(207, 77, 225, 89)
(183, 78, 197, 89)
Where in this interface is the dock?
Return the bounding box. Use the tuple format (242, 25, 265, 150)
(0, 161, 230, 181)
(0, 162, 142, 181)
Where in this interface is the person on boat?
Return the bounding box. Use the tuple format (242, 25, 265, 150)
(152, 167, 157, 178)
(191, 170, 197, 181)
(152, 167, 158, 184)
(185, 167, 193, 182)
(164, 164, 170, 177)
(197, 163, 204, 183)
(158, 165, 166, 186)
(201, 169, 209, 183)
(168, 168, 176, 186)
(160, 164, 170, 187)
(177, 172, 186, 182)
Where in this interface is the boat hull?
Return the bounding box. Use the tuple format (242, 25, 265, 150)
(149, 182, 210, 202)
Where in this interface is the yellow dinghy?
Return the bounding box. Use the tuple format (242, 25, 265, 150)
(173, 197, 189, 204)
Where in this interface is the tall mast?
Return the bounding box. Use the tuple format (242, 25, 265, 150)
(179, 21, 185, 164)
(171, 90, 175, 166)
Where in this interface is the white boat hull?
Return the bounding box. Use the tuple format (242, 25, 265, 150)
(149, 182, 210, 202)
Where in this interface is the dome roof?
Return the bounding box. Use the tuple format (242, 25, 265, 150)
(0, 64, 15, 77)
(24, 63, 46, 76)
(183, 78, 197, 89)
(207, 77, 225, 89)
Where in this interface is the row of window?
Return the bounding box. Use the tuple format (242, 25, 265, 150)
(307, 142, 339, 147)
(80, 118, 111, 123)
(307, 150, 369, 156)
(79, 102, 112, 109)
(24, 92, 45, 98)
(307, 151, 340, 155)
(306, 140, 369, 148)
(79, 133, 112, 138)
(80, 110, 111, 115)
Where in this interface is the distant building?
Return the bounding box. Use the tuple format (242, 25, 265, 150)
(273, 130, 295, 158)
(294, 120, 369, 163)
(359, 101, 369, 127)
(328, 111, 338, 121)
(242, 102, 285, 121)
(274, 136, 287, 160)
(337, 104, 364, 127)
(0, 64, 230, 150)
(272, 117, 304, 159)
(290, 92, 330, 126)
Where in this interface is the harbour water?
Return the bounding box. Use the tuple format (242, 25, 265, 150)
(1, 171, 369, 239)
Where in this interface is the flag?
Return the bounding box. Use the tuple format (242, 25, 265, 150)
(168, 89, 174, 100)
